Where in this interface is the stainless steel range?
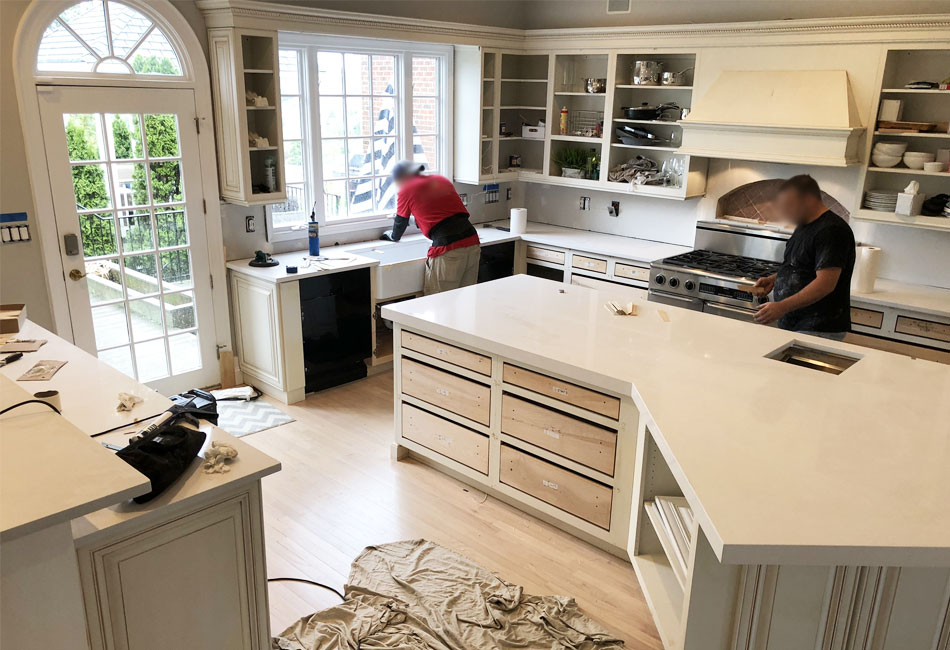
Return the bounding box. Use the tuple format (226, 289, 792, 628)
(648, 220, 791, 322)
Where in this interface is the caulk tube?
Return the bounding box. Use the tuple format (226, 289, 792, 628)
(308, 200, 320, 256)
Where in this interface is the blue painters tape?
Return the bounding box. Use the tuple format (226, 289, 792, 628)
(0, 212, 28, 223)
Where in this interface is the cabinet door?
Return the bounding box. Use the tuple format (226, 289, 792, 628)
(79, 492, 269, 650)
(230, 274, 283, 388)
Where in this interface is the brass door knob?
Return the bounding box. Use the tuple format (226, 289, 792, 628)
(68, 269, 87, 281)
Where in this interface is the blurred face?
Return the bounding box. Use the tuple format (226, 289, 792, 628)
(774, 189, 814, 226)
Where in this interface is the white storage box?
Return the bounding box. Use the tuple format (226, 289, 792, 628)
(895, 191, 924, 216)
(522, 125, 545, 140)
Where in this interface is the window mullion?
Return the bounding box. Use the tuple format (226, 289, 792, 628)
(402, 54, 413, 166)
(307, 47, 326, 227)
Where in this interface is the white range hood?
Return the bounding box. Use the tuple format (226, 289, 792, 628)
(679, 70, 865, 167)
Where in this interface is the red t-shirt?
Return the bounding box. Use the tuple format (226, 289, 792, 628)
(396, 175, 479, 258)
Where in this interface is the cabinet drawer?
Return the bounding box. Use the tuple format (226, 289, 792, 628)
(614, 263, 650, 283)
(402, 358, 490, 425)
(895, 316, 950, 343)
(502, 394, 616, 475)
(850, 307, 884, 329)
(401, 331, 491, 375)
(570, 274, 648, 300)
(571, 255, 608, 274)
(500, 445, 612, 529)
(503, 364, 620, 420)
(402, 403, 489, 474)
(526, 245, 566, 265)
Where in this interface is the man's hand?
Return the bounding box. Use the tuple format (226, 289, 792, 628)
(753, 274, 776, 295)
(380, 230, 396, 242)
(754, 300, 789, 325)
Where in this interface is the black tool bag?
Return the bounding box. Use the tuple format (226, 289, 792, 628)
(117, 423, 207, 503)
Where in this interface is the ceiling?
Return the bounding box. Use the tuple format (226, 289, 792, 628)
(270, 0, 950, 30)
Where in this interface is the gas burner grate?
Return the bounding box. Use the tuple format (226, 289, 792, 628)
(660, 249, 780, 280)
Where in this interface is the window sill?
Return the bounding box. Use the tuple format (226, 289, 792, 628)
(267, 217, 420, 247)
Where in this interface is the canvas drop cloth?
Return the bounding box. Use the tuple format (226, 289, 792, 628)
(273, 539, 623, 650)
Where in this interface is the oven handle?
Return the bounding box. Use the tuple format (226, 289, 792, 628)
(648, 291, 703, 310)
(703, 301, 764, 323)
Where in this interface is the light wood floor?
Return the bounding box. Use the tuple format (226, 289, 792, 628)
(245, 371, 663, 649)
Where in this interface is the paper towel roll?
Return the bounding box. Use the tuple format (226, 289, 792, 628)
(510, 208, 527, 235)
(852, 245, 881, 294)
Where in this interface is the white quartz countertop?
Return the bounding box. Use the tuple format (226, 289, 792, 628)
(852, 278, 950, 318)
(226, 249, 379, 284)
(382, 275, 950, 567)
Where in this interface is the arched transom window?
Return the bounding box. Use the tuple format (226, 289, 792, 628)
(37, 0, 182, 76)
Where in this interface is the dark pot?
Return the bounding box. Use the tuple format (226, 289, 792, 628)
(620, 103, 680, 121)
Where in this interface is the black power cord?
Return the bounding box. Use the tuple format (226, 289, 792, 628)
(90, 412, 165, 438)
(267, 577, 345, 601)
(0, 399, 61, 416)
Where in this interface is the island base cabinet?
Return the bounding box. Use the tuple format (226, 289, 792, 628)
(76, 487, 270, 650)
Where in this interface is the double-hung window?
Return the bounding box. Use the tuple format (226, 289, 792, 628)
(267, 35, 452, 241)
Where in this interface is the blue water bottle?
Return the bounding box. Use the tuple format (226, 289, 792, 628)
(307, 201, 320, 257)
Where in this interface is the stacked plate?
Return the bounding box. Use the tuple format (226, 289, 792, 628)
(863, 190, 899, 212)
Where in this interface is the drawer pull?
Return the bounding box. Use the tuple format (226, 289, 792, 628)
(436, 387, 450, 396)
(542, 479, 560, 490)
(552, 387, 569, 396)
(435, 347, 448, 355)
(543, 428, 561, 439)
(436, 434, 453, 445)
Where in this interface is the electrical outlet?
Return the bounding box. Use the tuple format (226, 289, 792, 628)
(579, 196, 591, 211)
(506, 187, 512, 201)
(245, 215, 256, 232)
(460, 193, 469, 206)
(608, 201, 621, 217)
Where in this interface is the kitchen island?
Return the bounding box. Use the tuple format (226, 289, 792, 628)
(382, 275, 950, 650)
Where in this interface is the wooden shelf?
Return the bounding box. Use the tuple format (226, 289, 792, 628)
(245, 105, 275, 111)
(867, 166, 950, 177)
(501, 78, 547, 83)
(612, 142, 680, 152)
(644, 502, 687, 588)
(551, 134, 604, 143)
(873, 131, 950, 138)
(614, 118, 682, 126)
(630, 554, 684, 648)
(499, 105, 547, 110)
(853, 210, 950, 231)
(554, 91, 606, 97)
(248, 146, 279, 152)
(881, 88, 950, 94)
(615, 85, 693, 90)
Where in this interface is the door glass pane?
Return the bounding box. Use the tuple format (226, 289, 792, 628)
(128, 298, 165, 342)
(134, 339, 169, 382)
(99, 345, 134, 377)
(64, 114, 103, 161)
(372, 55, 396, 95)
(91, 303, 129, 348)
(86, 259, 122, 305)
(129, 30, 181, 76)
(79, 213, 117, 257)
(60, 0, 109, 57)
(168, 333, 200, 374)
(149, 161, 182, 203)
(123, 254, 159, 296)
(160, 249, 192, 290)
(111, 162, 149, 209)
(155, 208, 188, 247)
(118, 210, 154, 253)
(164, 291, 195, 334)
(107, 114, 143, 160)
(143, 114, 180, 157)
(108, 3, 153, 59)
(37, 20, 98, 72)
(72, 164, 112, 210)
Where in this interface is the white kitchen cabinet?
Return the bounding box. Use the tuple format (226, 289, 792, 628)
(208, 28, 287, 205)
(454, 46, 498, 184)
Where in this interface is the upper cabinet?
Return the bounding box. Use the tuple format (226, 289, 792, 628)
(454, 48, 707, 200)
(208, 28, 287, 206)
(854, 48, 950, 231)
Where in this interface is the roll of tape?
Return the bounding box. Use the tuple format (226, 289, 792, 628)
(33, 389, 61, 412)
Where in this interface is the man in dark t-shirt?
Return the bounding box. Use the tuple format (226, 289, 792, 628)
(752, 175, 855, 340)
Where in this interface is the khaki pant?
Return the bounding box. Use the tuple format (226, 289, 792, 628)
(423, 244, 481, 295)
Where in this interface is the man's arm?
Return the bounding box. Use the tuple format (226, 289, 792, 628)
(754, 267, 841, 324)
(381, 215, 410, 242)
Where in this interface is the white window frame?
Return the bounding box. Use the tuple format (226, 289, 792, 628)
(267, 34, 454, 242)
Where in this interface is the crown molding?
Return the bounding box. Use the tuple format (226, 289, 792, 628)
(196, 1, 950, 51)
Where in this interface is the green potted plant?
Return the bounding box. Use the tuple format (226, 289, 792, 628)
(552, 147, 588, 179)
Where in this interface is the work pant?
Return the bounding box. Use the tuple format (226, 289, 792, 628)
(423, 244, 481, 295)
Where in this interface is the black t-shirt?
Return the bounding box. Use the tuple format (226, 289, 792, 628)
(775, 211, 855, 333)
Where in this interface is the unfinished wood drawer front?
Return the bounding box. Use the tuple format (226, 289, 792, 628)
(500, 445, 612, 529)
(571, 255, 608, 274)
(402, 358, 490, 425)
(895, 316, 950, 343)
(503, 364, 620, 420)
(614, 263, 650, 283)
(501, 394, 616, 475)
(525, 245, 566, 265)
(402, 404, 489, 474)
(401, 331, 491, 375)
(850, 307, 884, 329)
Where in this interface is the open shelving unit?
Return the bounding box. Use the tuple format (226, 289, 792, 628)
(546, 54, 609, 184)
(854, 48, 950, 231)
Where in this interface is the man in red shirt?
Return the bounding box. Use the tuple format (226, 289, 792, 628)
(381, 161, 481, 295)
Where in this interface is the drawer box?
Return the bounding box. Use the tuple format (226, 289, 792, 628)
(503, 364, 620, 420)
(402, 403, 489, 474)
(500, 445, 612, 529)
(501, 394, 616, 475)
(401, 331, 491, 375)
(525, 245, 566, 265)
(571, 255, 608, 274)
(402, 358, 490, 425)
(895, 316, 950, 343)
(614, 263, 649, 283)
(850, 307, 884, 329)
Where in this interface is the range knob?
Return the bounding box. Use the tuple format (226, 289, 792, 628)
(654, 274, 666, 285)
(668, 277, 680, 289)
(684, 279, 695, 291)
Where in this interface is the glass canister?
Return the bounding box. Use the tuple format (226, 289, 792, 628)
(632, 60, 663, 85)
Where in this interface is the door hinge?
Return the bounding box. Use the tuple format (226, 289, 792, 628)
(210, 273, 214, 289)
(215, 344, 226, 359)
(202, 198, 207, 214)
(195, 117, 201, 134)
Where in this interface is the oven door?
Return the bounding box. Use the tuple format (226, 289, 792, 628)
(648, 291, 703, 311)
(703, 301, 761, 323)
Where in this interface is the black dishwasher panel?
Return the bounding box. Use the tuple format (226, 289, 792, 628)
(478, 241, 515, 283)
(299, 268, 371, 392)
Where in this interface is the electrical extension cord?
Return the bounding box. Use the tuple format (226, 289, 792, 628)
(267, 577, 345, 600)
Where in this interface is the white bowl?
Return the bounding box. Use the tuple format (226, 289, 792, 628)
(873, 142, 908, 156)
(903, 152, 936, 169)
(923, 161, 947, 172)
(871, 153, 902, 168)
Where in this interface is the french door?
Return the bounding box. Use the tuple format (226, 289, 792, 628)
(39, 86, 218, 394)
